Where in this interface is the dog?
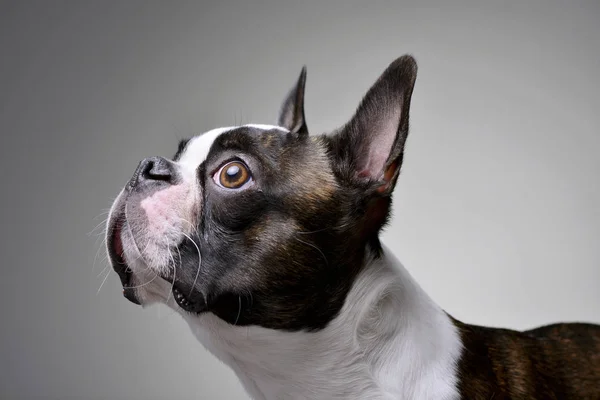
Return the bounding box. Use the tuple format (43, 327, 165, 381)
(105, 55, 600, 399)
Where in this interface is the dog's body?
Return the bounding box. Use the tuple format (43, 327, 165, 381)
(105, 55, 600, 399)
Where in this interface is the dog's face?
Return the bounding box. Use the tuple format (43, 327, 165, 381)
(106, 56, 417, 331)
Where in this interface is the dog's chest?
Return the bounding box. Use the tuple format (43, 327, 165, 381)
(187, 316, 459, 400)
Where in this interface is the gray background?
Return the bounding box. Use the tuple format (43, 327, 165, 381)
(1, 1, 599, 399)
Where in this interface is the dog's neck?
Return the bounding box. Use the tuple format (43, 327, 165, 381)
(181, 245, 463, 400)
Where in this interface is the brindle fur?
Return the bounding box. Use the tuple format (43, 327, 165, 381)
(453, 318, 600, 399)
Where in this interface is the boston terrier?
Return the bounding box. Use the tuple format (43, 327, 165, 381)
(105, 55, 600, 399)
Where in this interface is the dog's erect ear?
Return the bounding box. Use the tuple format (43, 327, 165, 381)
(334, 55, 417, 195)
(277, 67, 308, 136)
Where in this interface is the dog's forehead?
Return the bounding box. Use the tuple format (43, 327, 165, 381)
(178, 124, 289, 170)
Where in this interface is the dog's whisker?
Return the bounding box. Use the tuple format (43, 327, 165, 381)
(128, 241, 163, 277)
(295, 227, 329, 235)
(171, 217, 202, 295)
(166, 237, 177, 269)
(122, 204, 162, 292)
(93, 234, 108, 249)
(93, 208, 112, 218)
(88, 217, 111, 237)
(295, 237, 328, 267)
(176, 216, 201, 237)
(180, 231, 202, 298)
(125, 270, 160, 289)
(92, 237, 108, 272)
(234, 295, 242, 326)
(91, 209, 111, 224)
(295, 221, 351, 236)
(96, 267, 113, 295)
(166, 242, 184, 304)
(164, 237, 177, 304)
(96, 264, 110, 278)
(124, 204, 149, 264)
(246, 289, 254, 311)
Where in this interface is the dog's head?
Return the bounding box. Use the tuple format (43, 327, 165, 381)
(106, 55, 417, 331)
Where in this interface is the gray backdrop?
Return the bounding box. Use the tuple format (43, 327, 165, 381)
(1, 1, 599, 399)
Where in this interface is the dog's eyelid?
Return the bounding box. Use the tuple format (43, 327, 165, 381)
(209, 156, 252, 176)
(224, 156, 247, 171)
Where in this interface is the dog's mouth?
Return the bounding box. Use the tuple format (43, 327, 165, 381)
(107, 211, 140, 305)
(106, 192, 208, 313)
(172, 286, 204, 313)
(107, 207, 206, 312)
(160, 268, 207, 314)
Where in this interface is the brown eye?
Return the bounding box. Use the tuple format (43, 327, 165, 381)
(216, 161, 252, 189)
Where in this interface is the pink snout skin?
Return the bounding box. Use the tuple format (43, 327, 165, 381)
(140, 184, 190, 235)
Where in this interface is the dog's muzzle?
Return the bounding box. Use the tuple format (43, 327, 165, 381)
(106, 156, 180, 305)
(106, 156, 208, 312)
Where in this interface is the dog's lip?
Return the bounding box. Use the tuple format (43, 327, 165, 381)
(164, 269, 206, 314)
(172, 286, 204, 313)
(167, 273, 207, 314)
(107, 208, 140, 305)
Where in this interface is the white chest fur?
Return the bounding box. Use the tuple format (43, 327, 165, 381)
(178, 246, 463, 400)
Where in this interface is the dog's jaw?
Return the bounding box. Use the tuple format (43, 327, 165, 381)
(181, 246, 462, 400)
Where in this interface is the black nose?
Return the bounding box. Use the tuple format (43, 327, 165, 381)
(128, 156, 177, 189)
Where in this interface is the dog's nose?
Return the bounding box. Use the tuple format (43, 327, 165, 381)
(129, 156, 177, 189)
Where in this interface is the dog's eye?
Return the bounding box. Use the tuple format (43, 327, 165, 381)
(215, 161, 252, 189)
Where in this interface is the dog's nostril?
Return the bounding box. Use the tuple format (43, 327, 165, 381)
(131, 156, 176, 188)
(142, 159, 171, 182)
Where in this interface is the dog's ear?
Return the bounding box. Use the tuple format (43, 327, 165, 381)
(278, 66, 308, 136)
(333, 55, 417, 196)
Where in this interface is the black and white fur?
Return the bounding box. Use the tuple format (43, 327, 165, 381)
(106, 56, 600, 399)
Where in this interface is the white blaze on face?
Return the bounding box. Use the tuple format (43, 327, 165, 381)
(178, 126, 236, 182)
(177, 124, 289, 183)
